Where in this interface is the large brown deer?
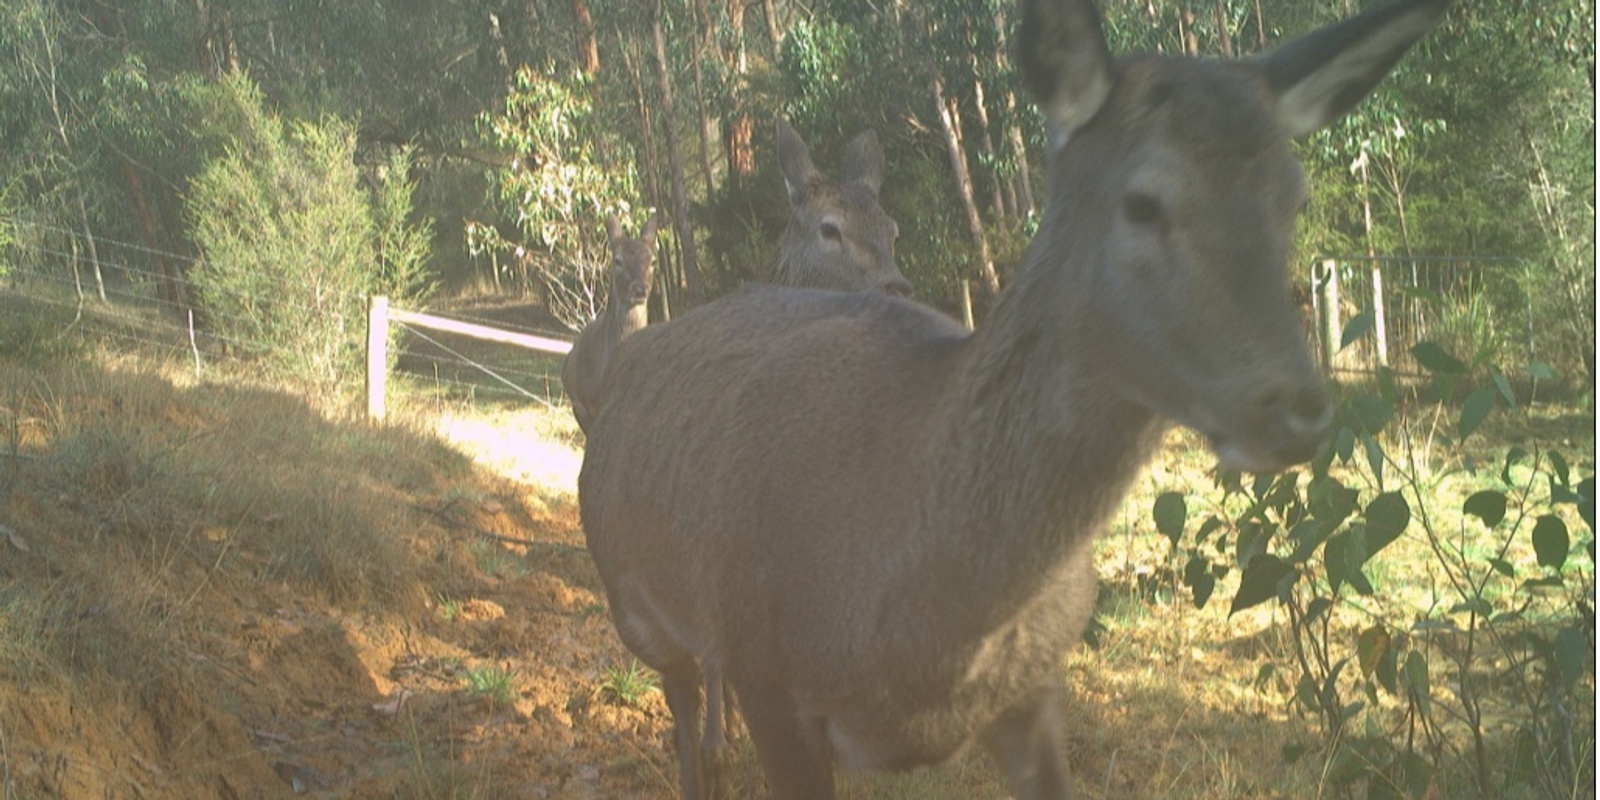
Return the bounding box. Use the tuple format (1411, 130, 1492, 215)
(773, 119, 912, 296)
(561, 214, 657, 432)
(578, 0, 1447, 797)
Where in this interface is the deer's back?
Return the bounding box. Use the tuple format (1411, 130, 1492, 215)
(579, 287, 968, 672)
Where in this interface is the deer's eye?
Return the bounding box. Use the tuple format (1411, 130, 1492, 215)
(820, 221, 844, 243)
(1122, 192, 1165, 227)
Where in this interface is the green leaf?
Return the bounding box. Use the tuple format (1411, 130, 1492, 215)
(1301, 597, 1334, 628)
(1287, 519, 1331, 565)
(1549, 451, 1571, 487)
(1153, 491, 1187, 548)
(1528, 361, 1559, 381)
(1364, 492, 1410, 555)
(1555, 627, 1590, 693)
(1251, 472, 1277, 502)
(1309, 476, 1359, 527)
(1236, 521, 1267, 567)
(1357, 625, 1391, 678)
(1189, 573, 1215, 609)
(1333, 426, 1356, 464)
(1392, 751, 1434, 800)
(1294, 674, 1319, 713)
(1325, 527, 1374, 596)
(1376, 366, 1397, 406)
(1340, 310, 1373, 351)
(1195, 516, 1225, 545)
(1402, 650, 1430, 715)
(1487, 557, 1515, 578)
(1183, 556, 1216, 609)
(1457, 385, 1497, 440)
(1376, 640, 1399, 694)
(1361, 432, 1384, 487)
(1500, 447, 1528, 486)
(1490, 365, 1516, 407)
(1463, 490, 1507, 528)
(1411, 341, 1467, 374)
(1230, 554, 1294, 617)
(1532, 515, 1570, 570)
(1578, 476, 1594, 533)
(1345, 395, 1392, 434)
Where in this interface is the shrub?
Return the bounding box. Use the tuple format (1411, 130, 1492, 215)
(1157, 341, 1594, 799)
(186, 73, 431, 396)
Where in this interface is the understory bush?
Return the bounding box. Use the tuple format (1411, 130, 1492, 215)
(1155, 339, 1594, 799)
(186, 74, 431, 396)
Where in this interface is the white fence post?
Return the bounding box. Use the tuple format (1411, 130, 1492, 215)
(367, 295, 389, 422)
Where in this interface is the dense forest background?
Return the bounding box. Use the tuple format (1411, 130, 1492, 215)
(1, 0, 1593, 383)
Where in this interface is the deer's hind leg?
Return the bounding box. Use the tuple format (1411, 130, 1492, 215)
(700, 664, 734, 799)
(732, 677, 835, 800)
(981, 687, 1073, 800)
(658, 657, 712, 800)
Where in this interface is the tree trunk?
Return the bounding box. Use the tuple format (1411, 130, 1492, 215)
(620, 36, 662, 211)
(122, 159, 188, 312)
(970, 73, 1009, 225)
(932, 74, 998, 296)
(1253, 0, 1267, 51)
(721, 0, 755, 190)
(761, 0, 781, 48)
(692, 0, 717, 195)
(1213, 0, 1234, 58)
(651, 0, 705, 304)
(568, 0, 600, 75)
(1007, 112, 1035, 219)
(991, 10, 1034, 220)
(193, 0, 237, 76)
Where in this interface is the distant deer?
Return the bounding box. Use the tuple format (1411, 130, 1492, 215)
(773, 118, 912, 296)
(561, 214, 657, 433)
(579, 0, 1446, 797)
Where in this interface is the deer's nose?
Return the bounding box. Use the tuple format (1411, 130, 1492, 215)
(1254, 380, 1334, 463)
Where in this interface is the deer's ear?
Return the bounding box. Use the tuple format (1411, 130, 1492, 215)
(776, 118, 818, 206)
(842, 129, 884, 197)
(1018, 0, 1115, 152)
(1262, 0, 1447, 138)
(641, 213, 659, 243)
(606, 214, 623, 247)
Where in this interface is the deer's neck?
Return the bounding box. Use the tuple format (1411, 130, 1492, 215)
(607, 301, 649, 342)
(918, 256, 1166, 635)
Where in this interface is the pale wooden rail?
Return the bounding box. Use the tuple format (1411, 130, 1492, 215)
(366, 295, 572, 422)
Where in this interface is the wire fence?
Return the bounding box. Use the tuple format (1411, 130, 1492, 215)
(3, 219, 574, 408)
(1308, 254, 1534, 379)
(7, 220, 1546, 404)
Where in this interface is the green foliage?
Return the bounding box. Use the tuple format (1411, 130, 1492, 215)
(1158, 339, 1595, 799)
(462, 663, 518, 707)
(470, 64, 641, 330)
(186, 74, 431, 395)
(598, 659, 658, 709)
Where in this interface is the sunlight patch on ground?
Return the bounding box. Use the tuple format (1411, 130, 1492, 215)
(432, 407, 583, 494)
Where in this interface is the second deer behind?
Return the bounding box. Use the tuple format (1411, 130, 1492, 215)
(561, 214, 657, 433)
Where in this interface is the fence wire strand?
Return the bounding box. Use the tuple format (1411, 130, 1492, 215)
(5, 220, 572, 408)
